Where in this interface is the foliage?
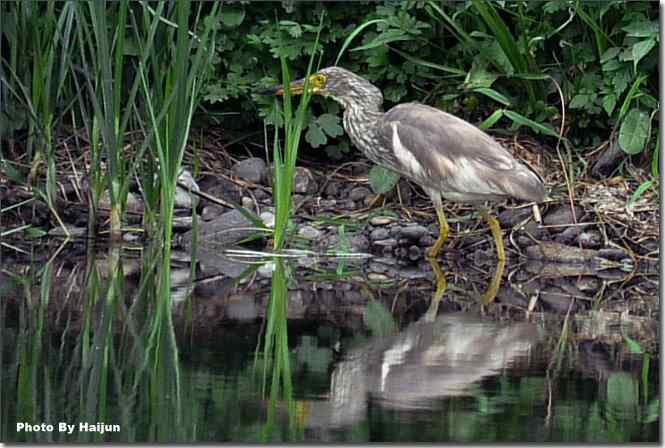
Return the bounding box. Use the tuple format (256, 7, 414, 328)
(201, 0, 658, 175)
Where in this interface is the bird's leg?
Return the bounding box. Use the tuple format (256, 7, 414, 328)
(427, 204, 449, 258)
(424, 257, 448, 321)
(480, 258, 505, 305)
(480, 209, 505, 261)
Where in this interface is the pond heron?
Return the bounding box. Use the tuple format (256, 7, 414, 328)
(270, 67, 546, 260)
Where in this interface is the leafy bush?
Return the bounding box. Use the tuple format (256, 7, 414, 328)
(202, 0, 658, 173)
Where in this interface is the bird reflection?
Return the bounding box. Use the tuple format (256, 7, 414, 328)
(425, 256, 507, 320)
(304, 312, 542, 429)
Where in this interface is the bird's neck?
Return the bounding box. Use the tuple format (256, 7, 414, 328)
(341, 100, 384, 162)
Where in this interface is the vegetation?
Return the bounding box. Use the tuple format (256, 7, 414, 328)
(1, 1, 659, 241)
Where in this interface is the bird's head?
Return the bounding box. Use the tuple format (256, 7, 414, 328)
(264, 66, 383, 109)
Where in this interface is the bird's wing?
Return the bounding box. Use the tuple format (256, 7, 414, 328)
(376, 103, 542, 201)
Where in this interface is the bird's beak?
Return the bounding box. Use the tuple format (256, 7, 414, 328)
(260, 78, 308, 97)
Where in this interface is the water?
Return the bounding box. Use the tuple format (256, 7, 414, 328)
(0, 245, 659, 443)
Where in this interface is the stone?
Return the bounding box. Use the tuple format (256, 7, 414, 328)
(201, 204, 226, 221)
(324, 182, 341, 197)
(498, 207, 535, 227)
(543, 205, 584, 226)
(349, 186, 371, 202)
(577, 230, 602, 248)
(370, 228, 390, 241)
(373, 238, 398, 247)
(298, 225, 321, 240)
(232, 157, 266, 184)
(348, 234, 370, 252)
(408, 245, 422, 261)
(369, 216, 396, 226)
(293, 166, 317, 194)
(399, 224, 428, 241)
(174, 169, 200, 209)
(260, 211, 275, 228)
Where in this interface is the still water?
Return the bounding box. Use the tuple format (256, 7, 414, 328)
(1, 246, 659, 443)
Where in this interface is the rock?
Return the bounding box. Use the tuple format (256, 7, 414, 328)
(198, 175, 243, 204)
(179, 208, 256, 248)
(408, 245, 422, 261)
(498, 207, 535, 227)
(232, 157, 266, 184)
(349, 186, 371, 202)
(319, 199, 337, 209)
(298, 225, 321, 240)
(201, 204, 226, 221)
(368, 273, 390, 282)
(241, 196, 254, 209)
(369, 216, 396, 226)
(418, 234, 435, 248)
(257, 262, 274, 277)
(293, 167, 317, 194)
(370, 228, 390, 241)
(324, 182, 341, 197)
(399, 224, 428, 241)
(525, 241, 598, 263)
(348, 234, 370, 252)
(577, 230, 602, 248)
(373, 238, 398, 247)
(175, 169, 200, 209)
(260, 211, 275, 228)
(543, 205, 584, 226)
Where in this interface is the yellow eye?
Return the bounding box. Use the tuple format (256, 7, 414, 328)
(310, 74, 327, 88)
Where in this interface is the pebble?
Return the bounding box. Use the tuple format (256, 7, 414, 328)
(368, 273, 391, 282)
(241, 196, 254, 209)
(370, 228, 390, 241)
(293, 167, 317, 194)
(260, 211, 275, 228)
(399, 224, 428, 240)
(348, 234, 370, 251)
(324, 182, 341, 197)
(372, 238, 397, 247)
(232, 157, 266, 184)
(369, 216, 396, 226)
(349, 186, 371, 201)
(577, 230, 602, 248)
(298, 225, 321, 240)
(543, 205, 584, 226)
(201, 204, 225, 221)
(408, 245, 422, 260)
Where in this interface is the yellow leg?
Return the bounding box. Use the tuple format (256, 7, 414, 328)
(424, 257, 448, 321)
(480, 209, 505, 261)
(480, 258, 505, 305)
(427, 205, 450, 259)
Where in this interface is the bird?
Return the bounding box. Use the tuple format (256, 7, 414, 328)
(269, 66, 546, 261)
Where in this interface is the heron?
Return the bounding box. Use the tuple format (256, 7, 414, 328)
(270, 66, 546, 261)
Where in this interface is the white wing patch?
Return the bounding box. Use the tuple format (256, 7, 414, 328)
(447, 157, 501, 196)
(391, 123, 423, 178)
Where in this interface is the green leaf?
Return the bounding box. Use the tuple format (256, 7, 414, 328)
(569, 94, 590, 109)
(317, 113, 344, 138)
(622, 20, 658, 38)
(627, 179, 654, 208)
(368, 165, 400, 194)
(221, 7, 245, 27)
(504, 110, 561, 138)
(619, 108, 649, 154)
(351, 29, 410, 52)
(473, 88, 511, 106)
(465, 63, 499, 89)
(305, 122, 327, 148)
(600, 47, 620, 63)
(479, 109, 504, 130)
(623, 334, 643, 354)
(632, 38, 656, 70)
(602, 94, 617, 116)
